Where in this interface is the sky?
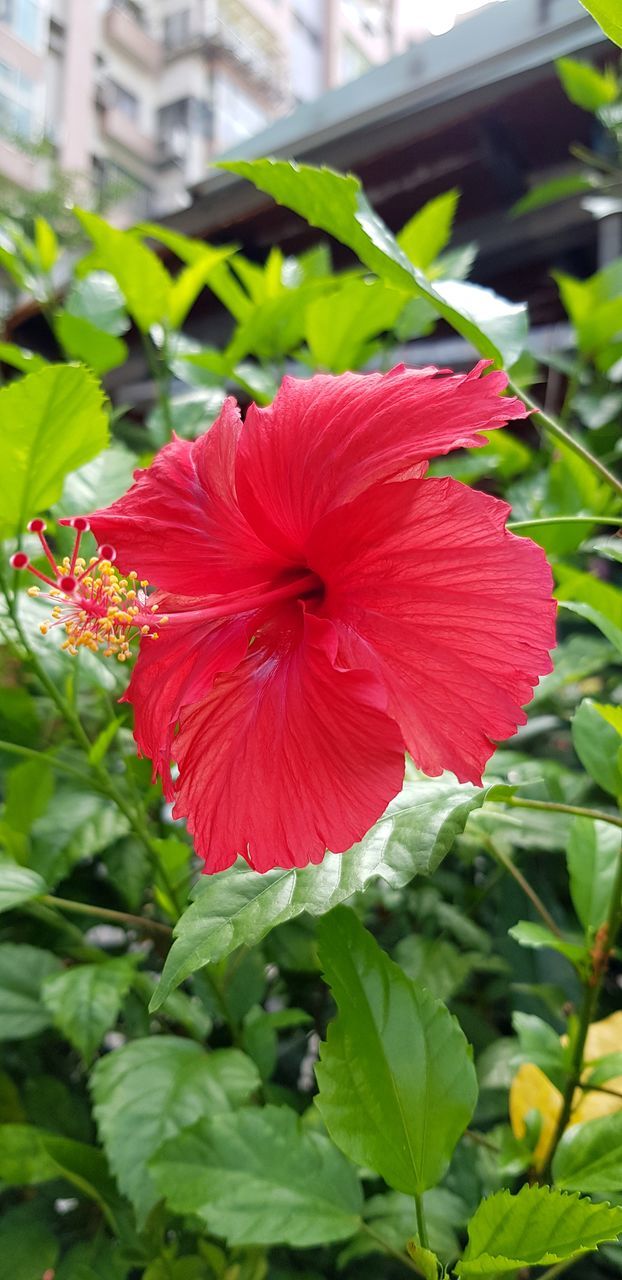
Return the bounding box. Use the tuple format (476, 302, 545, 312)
(418, 0, 509, 37)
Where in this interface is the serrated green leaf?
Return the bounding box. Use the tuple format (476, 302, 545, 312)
(149, 1104, 363, 1247)
(456, 1184, 622, 1274)
(74, 209, 170, 332)
(219, 159, 526, 365)
(315, 908, 477, 1194)
(0, 860, 46, 915)
(0, 1123, 121, 1214)
(0, 341, 48, 373)
(42, 957, 138, 1061)
(91, 1036, 260, 1224)
(0, 943, 61, 1039)
(0, 364, 108, 537)
(567, 815, 621, 933)
(168, 246, 236, 328)
(151, 780, 491, 1009)
(580, 0, 622, 47)
(554, 1111, 622, 1192)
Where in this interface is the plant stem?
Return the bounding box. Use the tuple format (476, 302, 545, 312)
(541, 846, 622, 1181)
(504, 795, 622, 832)
(141, 330, 174, 441)
(507, 380, 622, 501)
(414, 1192, 430, 1251)
(508, 516, 622, 531)
(41, 894, 172, 940)
(0, 737, 91, 783)
(484, 837, 562, 937)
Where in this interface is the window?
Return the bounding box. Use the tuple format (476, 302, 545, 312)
(109, 79, 139, 122)
(215, 75, 267, 148)
(0, 57, 38, 139)
(159, 96, 212, 151)
(290, 13, 324, 101)
(163, 8, 192, 49)
(0, 0, 43, 50)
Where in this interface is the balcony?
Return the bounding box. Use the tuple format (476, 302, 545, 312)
(102, 106, 157, 165)
(104, 5, 161, 73)
(163, 2, 287, 105)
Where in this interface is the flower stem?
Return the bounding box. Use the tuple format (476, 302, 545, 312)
(541, 846, 622, 1181)
(504, 795, 622, 832)
(41, 894, 172, 940)
(360, 1224, 423, 1275)
(507, 380, 622, 500)
(414, 1192, 430, 1251)
(0, 737, 91, 784)
(483, 837, 561, 937)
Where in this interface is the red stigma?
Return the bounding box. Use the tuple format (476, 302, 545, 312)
(98, 544, 116, 562)
(59, 575, 77, 593)
(70, 517, 90, 532)
(27, 518, 46, 533)
(10, 552, 29, 569)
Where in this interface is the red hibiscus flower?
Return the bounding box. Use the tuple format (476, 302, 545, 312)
(70, 364, 555, 872)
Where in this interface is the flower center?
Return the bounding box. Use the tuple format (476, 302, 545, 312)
(10, 518, 162, 661)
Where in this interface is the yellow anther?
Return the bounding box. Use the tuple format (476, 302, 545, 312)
(27, 586, 41, 597)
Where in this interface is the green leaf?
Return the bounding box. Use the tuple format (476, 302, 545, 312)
(397, 189, 459, 270)
(557, 57, 618, 111)
(57, 443, 137, 516)
(572, 698, 622, 798)
(74, 209, 171, 332)
(5, 758, 53, 834)
(42, 957, 138, 1061)
(64, 271, 129, 336)
(150, 779, 492, 1009)
(34, 216, 58, 273)
(0, 1202, 59, 1280)
(219, 158, 525, 365)
(512, 174, 596, 217)
(0, 860, 46, 915)
(88, 717, 122, 766)
(585, 1050, 622, 1087)
(168, 247, 236, 328)
(455, 1184, 622, 1274)
(0, 364, 108, 537)
(0, 1123, 121, 1214)
(149, 1104, 363, 1247)
(304, 277, 405, 373)
(406, 1242, 440, 1279)
(579, 0, 622, 47)
(508, 921, 589, 971)
(567, 815, 621, 933)
(315, 907, 477, 1194)
(91, 1036, 260, 1223)
(554, 1111, 622, 1192)
(0, 341, 48, 373)
(54, 312, 128, 376)
(30, 789, 131, 887)
(0, 943, 61, 1039)
(512, 1012, 569, 1091)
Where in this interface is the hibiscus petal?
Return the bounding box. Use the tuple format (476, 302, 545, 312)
(84, 399, 286, 593)
(235, 363, 528, 558)
(124, 599, 250, 796)
(170, 609, 405, 873)
(308, 476, 556, 785)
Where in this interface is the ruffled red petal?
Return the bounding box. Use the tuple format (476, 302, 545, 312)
(307, 476, 556, 785)
(86, 399, 287, 593)
(234, 362, 528, 559)
(170, 609, 405, 872)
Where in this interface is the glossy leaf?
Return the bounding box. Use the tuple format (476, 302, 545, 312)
(572, 698, 622, 798)
(508, 921, 589, 971)
(397, 189, 459, 270)
(54, 312, 128, 376)
(0, 364, 108, 537)
(74, 209, 171, 332)
(315, 908, 477, 1194)
(42, 957, 138, 1061)
(91, 1036, 260, 1223)
(456, 1184, 622, 1274)
(0, 1123, 121, 1215)
(557, 57, 618, 111)
(580, 0, 622, 47)
(0, 944, 61, 1040)
(150, 1105, 363, 1247)
(567, 815, 621, 933)
(554, 1111, 622, 1192)
(220, 158, 526, 364)
(151, 780, 493, 1009)
(0, 860, 46, 915)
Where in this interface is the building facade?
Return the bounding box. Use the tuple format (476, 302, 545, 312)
(0, 0, 430, 219)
